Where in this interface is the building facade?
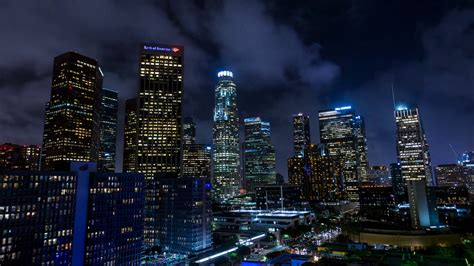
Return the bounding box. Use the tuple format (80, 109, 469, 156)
(0, 164, 144, 265)
(0, 143, 40, 170)
(435, 164, 469, 188)
(123, 98, 138, 173)
(318, 106, 368, 201)
(303, 144, 345, 202)
(41, 51, 103, 171)
(98, 88, 118, 172)
(135, 44, 184, 247)
(182, 144, 212, 178)
(292, 113, 311, 157)
(255, 185, 303, 210)
(156, 177, 212, 255)
(288, 157, 305, 186)
(183, 117, 196, 145)
(359, 184, 395, 222)
(243, 117, 276, 193)
(395, 106, 433, 228)
(212, 71, 241, 200)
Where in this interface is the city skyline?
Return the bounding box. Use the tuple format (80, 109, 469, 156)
(1, 1, 473, 180)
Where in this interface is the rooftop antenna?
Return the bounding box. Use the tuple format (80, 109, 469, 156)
(449, 144, 458, 161)
(391, 82, 396, 110)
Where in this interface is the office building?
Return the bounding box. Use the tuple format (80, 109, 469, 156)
(182, 144, 212, 178)
(243, 117, 276, 193)
(135, 44, 184, 247)
(213, 70, 241, 200)
(183, 117, 196, 145)
(354, 115, 369, 181)
(395, 106, 433, 228)
(435, 164, 469, 187)
(41, 52, 103, 171)
(390, 162, 407, 204)
(292, 113, 311, 157)
(156, 177, 212, 255)
(459, 151, 474, 195)
(123, 98, 138, 172)
(255, 185, 303, 210)
(0, 143, 40, 170)
(0, 163, 144, 265)
(359, 184, 395, 222)
(303, 144, 345, 202)
(368, 165, 390, 185)
(98, 88, 118, 172)
(287, 156, 304, 186)
(318, 106, 368, 201)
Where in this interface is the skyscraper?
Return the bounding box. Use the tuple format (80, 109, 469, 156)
(390, 162, 407, 204)
(98, 88, 118, 172)
(41, 51, 103, 171)
(318, 106, 368, 201)
(123, 98, 138, 172)
(288, 113, 311, 187)
(212, 70, 240, 200)
(395, 106, 433, 228)
(243, 117, 276, 192)
(135, 44, 184, 247)
(183, 117, 196, 145)
(395, 106, 433, 185)
(292, 113, 311, 157)
(303, 144, 345, 202)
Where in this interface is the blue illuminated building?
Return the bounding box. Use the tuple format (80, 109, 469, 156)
(0, 162, 144, 265)
(156, 177, 213, 255)
(213, 70, 241, 200)
(243, 117, 276, 193)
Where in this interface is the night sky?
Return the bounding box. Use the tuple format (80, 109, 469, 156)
(1, 0, 473, 177)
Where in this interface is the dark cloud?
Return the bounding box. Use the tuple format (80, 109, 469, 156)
(0, 0, 472, 177)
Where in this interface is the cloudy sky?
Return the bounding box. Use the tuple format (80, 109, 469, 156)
(1, 0, 473, 177)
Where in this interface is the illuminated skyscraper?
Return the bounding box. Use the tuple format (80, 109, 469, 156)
(395, 106, 433, 228)
(243, 117, 276, 192)
(183, 117, 196, 145)
(318, 106, 368, 201)
(123, 98, 138, 172)
(41, 51, 103, 171)
(288, 113, 311, 187)
(292, 113, 311, 157)
(98, 88, 118, 172)
(303, 144, 345, 202)
(212, 70, 240, 200)
(136, 44, 184, 247)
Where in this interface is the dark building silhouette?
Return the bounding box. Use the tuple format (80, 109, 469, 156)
(123, 98, 138, 172)
(98, 88, 118, 172)
(255, 185, 303, 210)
